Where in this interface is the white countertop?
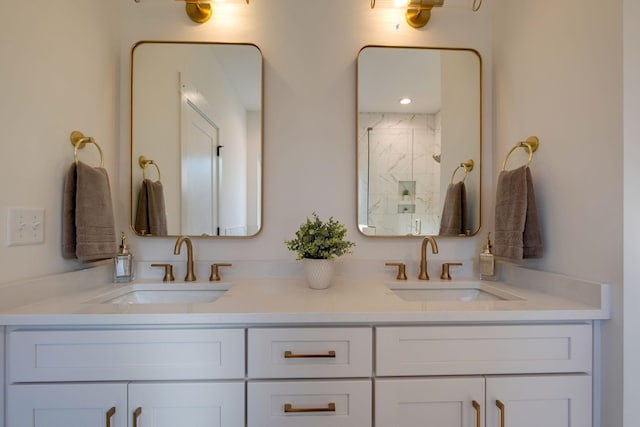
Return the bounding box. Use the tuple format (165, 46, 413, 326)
(0, 262, 611, 326)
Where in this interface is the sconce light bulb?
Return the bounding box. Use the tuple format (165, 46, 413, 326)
(394, 0, 410, 7)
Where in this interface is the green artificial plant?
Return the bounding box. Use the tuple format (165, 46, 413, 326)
(285, 213, 355, 260)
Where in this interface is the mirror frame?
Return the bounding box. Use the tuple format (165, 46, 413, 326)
(356, 45, 482, 238)
(129, 40, 264, 238)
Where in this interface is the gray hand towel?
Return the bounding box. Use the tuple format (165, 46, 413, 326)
(439, 181, 467, 236)
(62, 161, 117, 262)
(494, 165, 543, 261)
(135, 179, 167, 236)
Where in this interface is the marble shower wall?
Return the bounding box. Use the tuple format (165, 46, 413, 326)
(358, 113, 441, 235)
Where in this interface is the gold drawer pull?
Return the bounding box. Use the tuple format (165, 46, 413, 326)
(284, 350, 336, 358)
(496, 400, 505, 427)
(472, 400, 481, 427)
(284, 402, 336, 413)
(105, 407, 116, 427)
(133, 407, 142, 427)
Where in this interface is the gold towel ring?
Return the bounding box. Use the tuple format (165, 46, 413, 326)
(450, 159, 474, 184)
(138, 155, 162, 181)
(70, 131, 104, 168)
(501, 136, 540, 171)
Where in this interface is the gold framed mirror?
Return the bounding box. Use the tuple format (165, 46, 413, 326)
(130, 41, 263, 237)
(357, 46, 482, 237)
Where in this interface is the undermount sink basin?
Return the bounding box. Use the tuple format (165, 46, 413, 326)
(386, 281, 522, 302)
(87, 283, 232, 304)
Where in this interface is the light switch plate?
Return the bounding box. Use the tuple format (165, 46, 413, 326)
(7, 208, 45, 246)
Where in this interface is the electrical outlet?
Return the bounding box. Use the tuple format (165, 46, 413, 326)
(7, 208, 45, 246)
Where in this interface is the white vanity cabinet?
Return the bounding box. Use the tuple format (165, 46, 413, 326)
(3, 322, 596, 427)
(6, 327, 246, 427)
(246, 327, 373, 427)
(375, 324, 594, 427)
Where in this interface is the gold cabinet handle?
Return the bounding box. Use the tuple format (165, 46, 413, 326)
(106, 407, 116, 427)
(496, 400, 505, 427)
(133, 407, 142, 427)
(283, 350, 336, 358)
(284, 402, 336, 413)
(472, 400, 481, 427)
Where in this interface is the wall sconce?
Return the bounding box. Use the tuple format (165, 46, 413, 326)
(370, 0, 445, 28)
(177, 0, 249, 24)
(134, 0, 249, 24)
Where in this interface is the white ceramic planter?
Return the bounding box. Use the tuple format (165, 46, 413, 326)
(303, 258, 334, 289)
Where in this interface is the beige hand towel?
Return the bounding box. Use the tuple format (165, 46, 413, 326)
(62, 161, 117, 262)
(135, 179, 167, 236)
(439, 181, 467, 236)
(494, 165, 543, 261)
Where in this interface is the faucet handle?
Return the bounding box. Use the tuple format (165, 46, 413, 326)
(386, 262, 407, 281)
(210, 263, 232, 281)
(151, 263, 175, 282)
(440, 262, 463, 280)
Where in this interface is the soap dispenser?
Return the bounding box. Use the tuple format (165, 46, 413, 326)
(479, 232, 496, 281)
(114, 232, 134, 283)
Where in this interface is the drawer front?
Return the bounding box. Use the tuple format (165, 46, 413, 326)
(9, 328, 245, 382)
(376, 324, 592, 376)
(248, 380, 372, 427)
(248, 327, 372, 378)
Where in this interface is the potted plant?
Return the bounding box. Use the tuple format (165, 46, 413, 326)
(285, 213, 355, 289)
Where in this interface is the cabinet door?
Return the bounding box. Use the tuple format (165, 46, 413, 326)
(485, 375, 591, 427)
(376, 377, 485, 427)
(128, 382, 244, 427)
(7, 383, 127, 427)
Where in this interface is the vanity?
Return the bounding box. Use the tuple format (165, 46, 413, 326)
(0, 262, 609, 427)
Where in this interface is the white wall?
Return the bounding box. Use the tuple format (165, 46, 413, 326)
(0, 0, 119, 283)
(492, 1, 623, 426)
(624, 1, 640, 425)
(0, 1, 492, 279)
(118, 0, 493, 266)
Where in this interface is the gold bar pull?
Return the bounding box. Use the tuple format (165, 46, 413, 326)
(133, 407, 142, 427)
(105, 407, 116, 427)
(284, 350, 336, 359)
(472, 400, 481, 427)
(496, 400, 505, 427)
(284, 402, 336, 413)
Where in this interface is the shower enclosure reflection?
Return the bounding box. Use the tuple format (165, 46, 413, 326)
(361, 119, 442, 236)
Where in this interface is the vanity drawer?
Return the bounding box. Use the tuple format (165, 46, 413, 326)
(8, 328, 245, 382)
(376, 324, 592, 376)
(248, 379, 372, 427)
(248, 327, 372, 378)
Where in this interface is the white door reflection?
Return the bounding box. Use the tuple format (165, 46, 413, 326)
(181, 81, 220, 236)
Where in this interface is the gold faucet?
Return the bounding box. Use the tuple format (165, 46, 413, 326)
(418, 236, 439, 280)
(174, 236, 196, 282)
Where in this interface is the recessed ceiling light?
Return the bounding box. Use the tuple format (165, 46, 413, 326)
(399, 97, 412, 105)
